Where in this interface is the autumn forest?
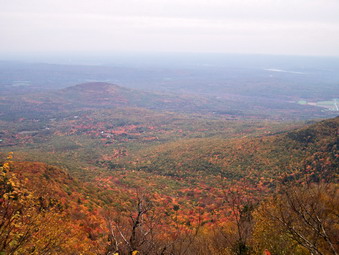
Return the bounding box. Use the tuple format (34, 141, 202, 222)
(0, 57, 338, 255)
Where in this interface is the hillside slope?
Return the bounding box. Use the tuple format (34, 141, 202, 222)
(1, 117, 338, 254)
(124, 116, 338, 184)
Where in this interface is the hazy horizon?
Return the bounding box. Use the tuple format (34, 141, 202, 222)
(2, 51, 339, 67)
(1, 0, 339, 57)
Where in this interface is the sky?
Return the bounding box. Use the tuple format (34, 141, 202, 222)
(1, 0, 339, 56)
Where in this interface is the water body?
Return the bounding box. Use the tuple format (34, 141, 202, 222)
(264, 68, 305, 75)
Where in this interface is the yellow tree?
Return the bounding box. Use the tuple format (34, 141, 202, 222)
(252, 183, 339, 255)
(0, 153, 95, 254)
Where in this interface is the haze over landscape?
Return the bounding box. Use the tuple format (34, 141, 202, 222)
(0, 1, 338, 255)
(1, 0, 339, 56)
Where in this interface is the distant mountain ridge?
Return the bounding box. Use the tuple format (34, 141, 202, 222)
(59, 82, 138, 106)
(63, 82, 123, 91)
(54, 82, 330, 119)
(56, 82, 242, 115)
(0, 81, 335, 123)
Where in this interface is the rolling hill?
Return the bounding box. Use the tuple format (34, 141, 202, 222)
(119, 116, 339, 184)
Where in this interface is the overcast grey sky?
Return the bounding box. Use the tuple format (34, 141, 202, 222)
(1, 0, 339, 56)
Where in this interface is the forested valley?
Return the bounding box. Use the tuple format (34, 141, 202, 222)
(0, 76, 338, 255)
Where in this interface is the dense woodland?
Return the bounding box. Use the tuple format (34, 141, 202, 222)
(0, 81, 338, 255)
